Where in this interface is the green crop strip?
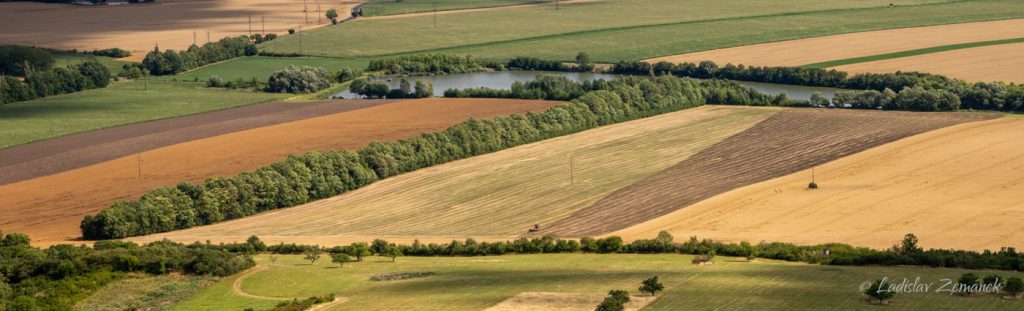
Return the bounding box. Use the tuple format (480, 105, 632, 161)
(804, 37, 1024, 68)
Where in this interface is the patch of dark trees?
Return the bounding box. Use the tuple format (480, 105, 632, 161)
(348, 78, 433, 98)
(0, 57, 110, 105)
(0, 231, 253, 310)
(141, 36, 258, 75)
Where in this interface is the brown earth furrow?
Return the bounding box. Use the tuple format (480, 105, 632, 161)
(542, 109, 998, 237)
(0, 99, 393, 185)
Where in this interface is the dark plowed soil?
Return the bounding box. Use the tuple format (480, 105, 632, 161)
(0, 99, 395, 185)
(541, 109, 999, 237)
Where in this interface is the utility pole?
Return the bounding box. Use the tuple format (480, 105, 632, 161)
(262, 15, 265, 34)
(299, 25, 303, 55)
(304, 0, 308, 24)
(248, 15, 252, 37)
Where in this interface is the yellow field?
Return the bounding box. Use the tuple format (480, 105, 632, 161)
(833, 42, 1024, 83)
(612, 117, 1024, 251)
(131, 106, 779, 246)
(643, 19, 1024, 67)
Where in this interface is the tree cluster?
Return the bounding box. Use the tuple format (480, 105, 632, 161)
(368, 54, 483, 75)
(0, 231, 253, 310)
(142, 36, 256, 75)
(349, 78, 432, 98)
(1, 58, 110, 105)
(0, 45, 54, 76)
(612, 60, 1024, 112)
(265, 65, 333, 93)
(89, 48, 131, 58)
(506, 56, 569, 71)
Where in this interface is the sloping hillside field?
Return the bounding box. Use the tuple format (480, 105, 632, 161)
(0, 98, 556, 245)
(133, 106, 779, 245)
(614, 117, 1024, 251)
(544, 109, 996, 237)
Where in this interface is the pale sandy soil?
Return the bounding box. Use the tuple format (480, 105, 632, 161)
(485, 292, 656, 311)
(130, 106, 775, 247)
(0, 0, 362, 56)
(611, 117, 1024, 251)
(644, 19, 1024, 67)
(833, 42, 1024, 83)
(0, 98, 556, 246)
(358, 0, 595, 21)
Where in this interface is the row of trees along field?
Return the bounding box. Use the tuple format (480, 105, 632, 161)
(612, 60, 1024, 112)
(0, 59, 110, 105)
(141, 36, 258, 75)
(364, 54, 593, 76)
(80, 75, 787, 239)
(0, 231, 253, 310)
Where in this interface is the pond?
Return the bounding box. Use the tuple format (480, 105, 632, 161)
(332, 71, 846, 101)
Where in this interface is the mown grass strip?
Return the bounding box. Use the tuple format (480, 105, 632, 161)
(803, 37, 1024, 68)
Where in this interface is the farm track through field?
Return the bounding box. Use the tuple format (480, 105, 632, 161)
(0, 99, 394, 186)
(542, 109, 999, 237)
(0, 98, 557, 246)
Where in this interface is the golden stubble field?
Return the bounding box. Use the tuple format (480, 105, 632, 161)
(644, 19, 1024, 68)
(833, 42, 1024, 83)
(0, 0, 362, 58)
(613, 117, 1024, 251)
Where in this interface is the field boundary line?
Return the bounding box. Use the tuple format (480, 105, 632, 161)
(803, 37, 1024, 68)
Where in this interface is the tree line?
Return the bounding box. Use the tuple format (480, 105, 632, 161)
(367, 54, 485, 75)
(611, 60, 1024, 112)
(0, 58, 110, 105)
(348, 78, 433, 99)
(142, 36, 257, 75)
(80, 75, 755, 239)
(0, 231, 253, 310)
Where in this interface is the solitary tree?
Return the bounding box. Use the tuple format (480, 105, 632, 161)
(331, 253, 352, 267)
(304, 249, 321, 265)
(958, 273, 980, 295)
(269, 255, 278, 266)
(383, 245, 403, 262)
(864, 279, 895, 304)
(639, 276, 664, 296)
(575, 52, 593, 72)
(596, 289, 630, 311)
(349, 242, 371, 261)
(325, 8, 339, 20)
(1005, 277, 1024, 298)
(897, 233, 921, 255)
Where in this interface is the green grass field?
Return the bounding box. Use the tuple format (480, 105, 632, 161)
(360, 0, 554, 16)
(51, 51, 132, 74)
(172, 253, 1024, 310)
(0, 80, 289, 148)
(74, 274, 216, 311)
(172, 56, 371, 81)
(804, 37, 1024, 68)
(259, 0, 1024, 62)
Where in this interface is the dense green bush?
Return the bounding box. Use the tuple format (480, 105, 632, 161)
(90, 48, 131, 58)
(507, 56, 568, 71)
(0, 45, 55, 76)
(142, 36, 255, 75)
(0, 58, 110, 105)
(0, 231, 253, 310)
(349, 78, 433, 98)
(265, 66, 332, 93)
(368, 54, 483, 75)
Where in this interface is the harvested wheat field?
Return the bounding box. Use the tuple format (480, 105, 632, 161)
(485, 292, 656, 311)
(832, 42, 1024, 83)
(543, 109, 997, 237)
(613, 117, 1024, 251)
(643, 19, 1024, 67)
(129, 106, 779, 246)
(0, 0, 361, 57)
(0, 99, 393, 186)
(0, 98, 555, 246)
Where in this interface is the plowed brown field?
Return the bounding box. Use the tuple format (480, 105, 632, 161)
(0, 98, 556, 246)
(643, 19, 1024, 67)
(613, 117, 1024, 251)
(543, 109, 997, 237)
(0, 0, 362, 56)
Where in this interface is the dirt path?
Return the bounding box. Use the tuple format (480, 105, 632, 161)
(0, 99, 393, 186)
(612, 117, 1024, 251)
(541, 109, 998, 237)
(832, 42, 1024, 83)
(643, 19, 1024, 67)
(0, 98, 557, 246)
(233, 265, 351, 308)
(358, 0, 596, 20)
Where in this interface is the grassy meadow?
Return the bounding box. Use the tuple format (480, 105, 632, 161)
(259, 0, 1024, 62)
(0, 80, 288, 148)
(172, 253, 1024, 310)
(51, 51, 132, 74)
(73, 274, 217, 311)
(360, 0, 554, 16)
(172, 56, 371, 81)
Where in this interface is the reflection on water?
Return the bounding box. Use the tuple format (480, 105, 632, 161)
(333, 71, 846, 101)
